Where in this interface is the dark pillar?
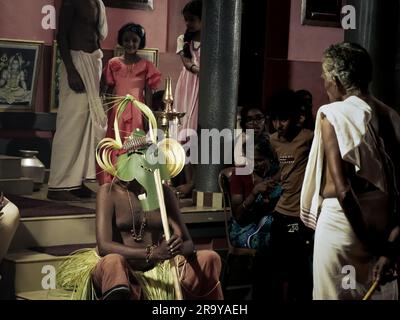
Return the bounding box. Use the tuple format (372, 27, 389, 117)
(195, 0, 242, 193)
(345, 0, 400, 109)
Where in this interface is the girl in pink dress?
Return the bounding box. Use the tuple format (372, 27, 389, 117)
(174, 0, 202, 197)
(99, 23, 161, 184)
(174, 0, 202, 142)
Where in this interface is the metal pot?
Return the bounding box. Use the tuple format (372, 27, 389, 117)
(20, 150, 45, 191)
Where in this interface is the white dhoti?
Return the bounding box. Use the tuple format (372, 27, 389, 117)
(48, 49, 106, 190)
(313, 198, 398, 300)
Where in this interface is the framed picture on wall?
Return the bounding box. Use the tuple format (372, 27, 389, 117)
(114, 46, 159, 67)
(103, 0, 154, 10)
(49, 40, 62, 113)
(0, 39, 43, 112)
(301, 0, 343, 28)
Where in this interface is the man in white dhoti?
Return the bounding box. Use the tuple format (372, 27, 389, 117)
(301, 42, 400, 300)
(47, 0, 108, 201)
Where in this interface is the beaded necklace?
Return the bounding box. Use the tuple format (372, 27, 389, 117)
(126, 189, 147, 242)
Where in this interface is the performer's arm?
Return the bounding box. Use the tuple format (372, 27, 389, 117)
(162, 185, 195, 258)
(320, 115, 370, 245)
(57, 0, 85, 93)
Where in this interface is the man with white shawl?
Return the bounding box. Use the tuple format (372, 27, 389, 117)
(47, 0, 108, 201)
(301, 42, 400, 300)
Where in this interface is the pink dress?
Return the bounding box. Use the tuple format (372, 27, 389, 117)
(174, 35, 200, 142)
(98, 57, 161, 184)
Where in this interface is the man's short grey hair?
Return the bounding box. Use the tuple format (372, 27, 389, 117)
(322, 42, 373, 95)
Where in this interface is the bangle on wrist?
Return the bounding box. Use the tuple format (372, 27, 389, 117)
(146, 244, 157, 263)
(189, 64, 196, 72)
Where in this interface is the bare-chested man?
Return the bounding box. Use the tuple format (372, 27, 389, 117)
(92, 180, 224, 300)
(47, 0, 108, 201)
(301, 42, 400, 300)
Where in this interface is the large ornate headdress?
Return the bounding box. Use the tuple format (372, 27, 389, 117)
(96, 94, 185, 211)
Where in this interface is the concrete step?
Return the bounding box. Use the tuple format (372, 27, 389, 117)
(0, 155, 22, 179)
(0, 177, 33, 195)
(0, 250, 68, 298)
(16, 289, 73, 300)
(7, 195, 226, 250)
(9, 214, 96, 251)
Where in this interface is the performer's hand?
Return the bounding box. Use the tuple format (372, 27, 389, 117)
(167, 234, 183, 256)
(67, 69, 86, 93)
(152, 235, 183, 262)
(373, 256, 397, 285)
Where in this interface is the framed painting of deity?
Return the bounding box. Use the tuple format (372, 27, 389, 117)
(0, 39, 43, 112)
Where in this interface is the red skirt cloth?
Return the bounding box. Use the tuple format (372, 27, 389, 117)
(91, 250, 224, 300)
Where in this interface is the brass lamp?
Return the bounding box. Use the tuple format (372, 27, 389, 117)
(154, 76, 185, 138)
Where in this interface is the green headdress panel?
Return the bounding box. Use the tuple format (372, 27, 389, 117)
(96, 95, 185, 212)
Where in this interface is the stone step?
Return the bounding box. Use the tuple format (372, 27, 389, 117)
(0, 250, 68, 298)
(16, 289, 73, 300)
(0, 177, 33, 195)
(1, 237, 223, 299)
(9, 214, 96, 251)
(7, 194, 225, 250)
(0, 155, 22, 179)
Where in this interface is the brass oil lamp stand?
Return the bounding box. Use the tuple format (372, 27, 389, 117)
(154, 77, 185, 139)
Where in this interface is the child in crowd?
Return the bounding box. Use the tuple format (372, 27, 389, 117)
(174, 0, 202, 198)
(268, 89, 314, 301)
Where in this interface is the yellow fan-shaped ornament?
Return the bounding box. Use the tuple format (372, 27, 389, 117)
(157, 138, 186, 178)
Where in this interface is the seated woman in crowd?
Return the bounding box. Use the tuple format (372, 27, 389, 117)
(230, 107, 281, 250)
(230, 141, 281, 250)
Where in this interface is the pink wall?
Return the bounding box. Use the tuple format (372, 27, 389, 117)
(0, 0, 55, 45)
(103, 1, 168, 52)
(0, 0, 188, 112)
(288, 0, 344, 62)
(287, 0, 344, 111)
